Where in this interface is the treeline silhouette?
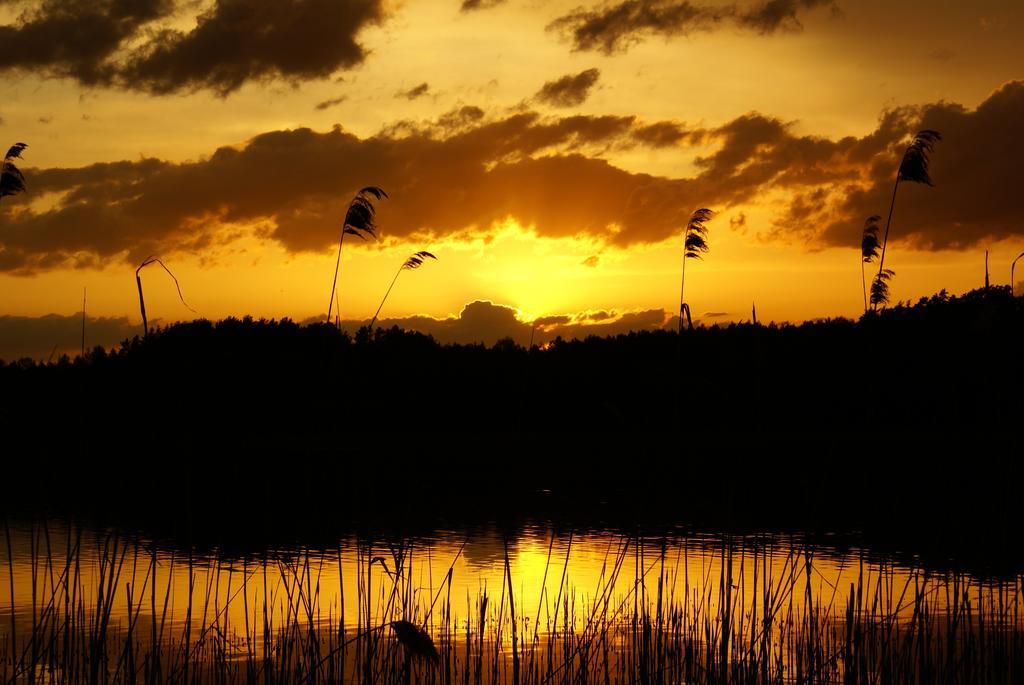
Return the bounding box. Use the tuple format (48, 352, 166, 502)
(1, 285, 1021, 570)
(3, 285, 1020, 435)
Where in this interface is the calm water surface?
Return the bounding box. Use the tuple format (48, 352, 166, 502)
(1, 521, 995, 645)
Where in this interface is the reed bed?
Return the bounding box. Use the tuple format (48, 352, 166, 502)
(2, 523, 1022, 684)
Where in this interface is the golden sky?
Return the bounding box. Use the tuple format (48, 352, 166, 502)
(2, 0, 1023, 351)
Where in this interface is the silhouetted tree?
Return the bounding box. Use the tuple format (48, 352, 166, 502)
(873, 130, 941, 309)
(326, 187, 387, 324)
(860, 215, 882, 312)
(0, 143, 28, 202)
(679, 208, 714, 333)
(369, 251, 437, 330)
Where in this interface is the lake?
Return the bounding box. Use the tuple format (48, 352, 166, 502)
(2, 518, 1020, 683)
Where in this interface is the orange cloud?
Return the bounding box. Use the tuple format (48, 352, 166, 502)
(4, 82, 1023, 273)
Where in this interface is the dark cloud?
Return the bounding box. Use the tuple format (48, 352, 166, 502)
(581, 254, 600, 267)
(398, 82, 430, 100)
(804, 81, 1024, 251)
(548, 0, 836, 54)
(0, 0, 385, 94)
(121, 0, 386, 95)
(0, 313, 137, 361)
(459, 0, 506, 11)
(535, 68, 600, 107)
(736, 0, 837, 33)
(632, 121, 691, 147)
(314, 95, 347, 111)
(337, 300, 670, 346)
(0, 0, 172, 85)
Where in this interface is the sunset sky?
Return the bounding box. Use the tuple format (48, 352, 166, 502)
(2, 0, 1023, 355)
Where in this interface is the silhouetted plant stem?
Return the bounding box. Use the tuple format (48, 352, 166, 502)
(875, 179, 901, 303)
(369, 251, 437, 331)
(861, 258, 869, 312)
(326, 230, 347, 323)
(135, 270, 149, 337)
(135, 256, 194, 337)
(326, 187, 387, 323)
(4, 517, 14, 668)
(873, 130, 941, 310)
(81, 287, 86, 358)
(861, 216, 882, 313)
(678, 253, 687, 335)
(678, 209, 713, 332)
(369, 265, 403, 331)
(1012, 252, 1024, 296)
(503, 537, 520, 685)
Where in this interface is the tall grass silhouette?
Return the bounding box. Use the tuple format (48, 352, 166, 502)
(2, 525, 1023, 685)
(870, 267, 896, 309)
(135, 256, 196, 337)
(0, 143, 27, 202)
(326, 187, 387, 325)
(678, 208, 714, 333)
(872, 130, 941, 310)
(1012, 251, 1024, 296)
(860, 215, 881, 312)
(369, 251, 437, 330)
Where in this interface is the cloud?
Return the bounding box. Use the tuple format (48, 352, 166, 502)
(459, 0, 506, 11)
(0, 108, 707, 271)
(314, 95, 347, 110)
(121, 0, 386, 95)
(737, 0, 838, 33)
(0, 0, 386, 94)
(802, 81, 1024, 251)
(0, 313, 138, 361)
(0, 0, 173, 85)
(398, 82, 430, 100)
(5, 82, 1023, 272)
(632, 121, 691, 147)
(548, 0, 836, 54)
(534, 68, 601, 107)
(343, 300, 671, 346)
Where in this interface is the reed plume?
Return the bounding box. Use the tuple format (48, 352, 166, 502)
(678, 208, 713, 333)
(860, 215, 882, 312)
(869, 268, 895, 309)
(0, 143, 28, 202)
(368, 251, 437, 330)
(326, 186, 387, 324)
(135, 256, 196, 337)
(873, 130, 941, 309)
